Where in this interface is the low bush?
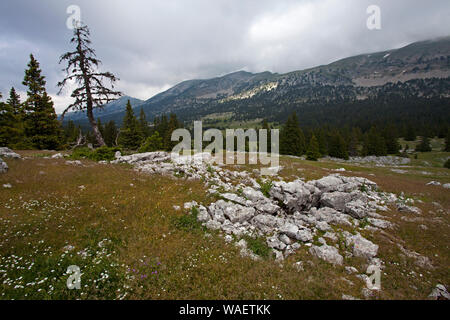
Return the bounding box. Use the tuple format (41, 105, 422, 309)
(71, 146, 121, 161)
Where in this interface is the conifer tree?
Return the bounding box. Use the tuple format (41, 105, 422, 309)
(0, 92, 21, 147)
(64, 120, 80, 144)
(383, 125, 401, 154)
(103, 121, 118, 147)
(445, 159, 450, 169)
(306, 135, 321, 161)
(316, 128, 328, 156)
(164, 113, 182, 150)
(405, 124, 417, 142)
(58, 24, 122, 146)
(261, 119, 271, 153)
(7, 87, 23, 118)
(444, 130, 450, 152)
(118, 100, 142, 150)
(328, 131, 349, 160)
(415, 136, 432, 152)
(363, 127, 387, 156)
(139, 131, 163, 153)
(22, 54, 63, 150)
(348, 127, 361, 157)
(280, 112, 306, 156)
(138, 108, 149, 138)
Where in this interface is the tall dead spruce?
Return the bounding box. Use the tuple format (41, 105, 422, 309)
(58, 24, 122, 146)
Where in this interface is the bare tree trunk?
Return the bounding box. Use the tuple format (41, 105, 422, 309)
(75, 28, 106, 147)
(71, 131, 85, 149)
(86, 101, 106, 146)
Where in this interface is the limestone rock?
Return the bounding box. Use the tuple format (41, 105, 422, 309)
(0, 158, 8, 174)
(345, 233, 378, 260)
(0, 147, 21, 159)
(321, 192, 352, 212)
(309, 245, 344, 265)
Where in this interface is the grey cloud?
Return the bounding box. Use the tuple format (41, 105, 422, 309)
(1, 0, 449, 112)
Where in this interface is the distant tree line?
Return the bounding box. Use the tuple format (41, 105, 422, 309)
(62, 100, 184, 152)
(275, 111, 449, 160)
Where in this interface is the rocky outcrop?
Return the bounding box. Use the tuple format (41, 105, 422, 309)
(428, 284, 450, 300)
(0, 147, 21, 159)
(0, 157, 8, 174)
(324, 155, 411, 166)
(344, 232, 379, 260)
(309, 245, 344, 265)
(110, 151, 401, 267)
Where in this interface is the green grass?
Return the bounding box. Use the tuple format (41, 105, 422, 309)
(172, 207, 203, 232)
(258, 179, 273, 198)
(0, 150, 448, 300)
(244, 236, 272, 259)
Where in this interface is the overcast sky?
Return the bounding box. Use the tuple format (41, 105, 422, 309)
(1, 0, 449, 113)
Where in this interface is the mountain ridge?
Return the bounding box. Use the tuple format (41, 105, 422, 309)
(63, 36, 450, 128)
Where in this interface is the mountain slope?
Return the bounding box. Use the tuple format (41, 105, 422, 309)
(64, 36, 450, 128)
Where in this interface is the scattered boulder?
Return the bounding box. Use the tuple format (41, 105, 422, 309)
(321, 192, 352, 211)
(0, 158, 8, 174)
(0, 147, 21, 159)
(345, 232, 378, 260)
(396, 203, 422, 215)
(345, 200, 368, 219)
(428, 284, 450, 300)
(51, 153, 64, 159)
(309, 244, 344, 265)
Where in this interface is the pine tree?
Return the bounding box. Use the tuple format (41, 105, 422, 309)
(316, 128, 328, 156)
(64, 120, 80, 144)
(328, 131, 349, 160)
(363, 127, 387, 156)
(0, 92, 21, 147)
(415, 136, 432, 152)
(306, 135, 321, 161)
(348, 127, 361, 157)
(138, 108, 149, 138)
(164, 113, 182, 150)
(139, 131, 163, 153)
(22, 54, 63, 150)
(445, 159, 450, 169)
(103, 121, 118, 147)
(261, 119, 271, 153)
(405, 124, 417, 142)
(118, 100, 142, 150)
(383, 125, 401, 155)
(444, 130, 450, 152)
(7, 87, 23, 118)
(280, 112, 306, 156)
(58, 24, 122, 146)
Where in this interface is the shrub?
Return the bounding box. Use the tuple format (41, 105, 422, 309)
(244, 236, 271, 259)
(138, 132, 163, 153)
(90, 146, 121, 161)
(258, 179, 273, 198)
(71, 147, 92, 160)
(445, 159, 450, 169)
(172, 207, 202, 231)
(71, 146, 121, 161)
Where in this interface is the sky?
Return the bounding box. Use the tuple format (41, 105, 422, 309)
(1, 0, 449, 113)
